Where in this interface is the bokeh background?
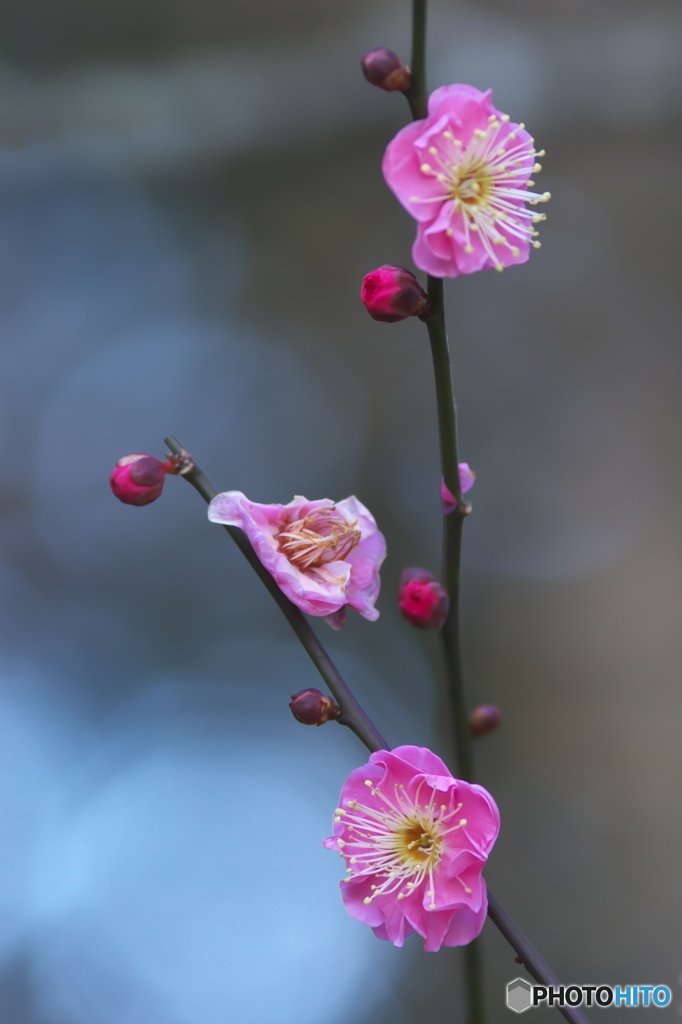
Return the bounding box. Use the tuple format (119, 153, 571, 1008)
(0, 0, 680, 1020)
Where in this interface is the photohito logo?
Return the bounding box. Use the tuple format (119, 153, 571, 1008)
(506, 979, 672, 1012)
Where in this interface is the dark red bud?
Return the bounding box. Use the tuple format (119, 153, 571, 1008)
(361, 48, 411, 92)
(110, 453, 169, 506)
(469, 705, 502, 737)
(110, 452, 186, 506)
(398, 569, 449, 630)
(361, 265, 431, 324)
(289, 688, 341, 726)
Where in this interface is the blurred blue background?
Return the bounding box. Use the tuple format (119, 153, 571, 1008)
(0, 0, 681, 1020)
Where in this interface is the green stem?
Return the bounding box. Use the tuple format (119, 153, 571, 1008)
(407, 0, 428, 119)
(407, 5, 480, 1021)
(163, 435, 388, 754)
(423, 278, 472, 784)
(463, 943, 485, 1024)
(401, 20, 587, 1020)
(425, 272, 479, 1024)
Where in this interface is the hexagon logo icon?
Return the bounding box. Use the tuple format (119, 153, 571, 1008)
(507, 978, 532, 1013)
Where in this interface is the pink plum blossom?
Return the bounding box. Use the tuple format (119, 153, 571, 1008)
(324, 745, 500, 951)
(207, 491, 386, 625)
(382, 84, 549, 278)
(441, 463, 476, 514)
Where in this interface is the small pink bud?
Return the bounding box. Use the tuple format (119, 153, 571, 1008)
(110, 453, 170, 506)
(289, 689, 341, 726)
(441, 464, 476, 514)
(361, 48, 411, 92)
(469, 705, 502, 738)
(361, 265, 431, 324)
(398, 568, 449, 630)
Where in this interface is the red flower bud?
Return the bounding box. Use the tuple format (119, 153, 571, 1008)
(469, 705, 502, 738)
(398, 567, 449, 630)
(360, 265, 431, 324)
(289, 689, 341, 726)
(361, 48, 412, 92)
(110, 453, 169, 506)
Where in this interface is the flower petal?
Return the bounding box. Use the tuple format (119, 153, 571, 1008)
(336, 496, 386, 621)
(208, 490, 385, 620)
(326, 744, 499, 952)
(384, 82, 547, 279)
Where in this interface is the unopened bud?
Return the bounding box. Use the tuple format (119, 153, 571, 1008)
(441, 465, 476, 514)
(361, 48, 411, 92)
(398, 568, 449, 630)
(469, 704, 502, 737)
(110, 453, 178, 506)
(289, 688, 341, 726)
(361, 265, 430, 323)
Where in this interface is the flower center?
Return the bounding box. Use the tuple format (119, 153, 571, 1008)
(412, 115, 550, 271)
(450, 160, 490, 207)
(334, 780, 469, 908)
(396, 819, 442, 867)
(277, 508, 361, 571)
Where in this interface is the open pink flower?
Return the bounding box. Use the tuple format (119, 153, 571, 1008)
(324, 745, 500, 951)
(208, 491, 386, 625)
(382, 84, 549, 277)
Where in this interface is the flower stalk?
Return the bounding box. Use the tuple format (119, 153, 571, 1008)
(101, 0, 582, 1010)
(422, 279, 472, 784)
(406, 0, 428, 120)
(397, 2, 583, 1021)
(163, 12, 561, 1007)
(404, 2, 483, 1019)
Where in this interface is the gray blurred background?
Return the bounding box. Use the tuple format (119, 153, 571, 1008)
(0, 0, 680, 1021)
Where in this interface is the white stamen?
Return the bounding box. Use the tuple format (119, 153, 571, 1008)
(404, 112, 548, 269)
(333, 782, 469, 907)
(278, 508, 360, 577)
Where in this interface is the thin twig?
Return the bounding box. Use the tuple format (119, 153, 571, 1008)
(406, 0, 428, 118)
(422, 279, 473, 782)
(405, 2, 483, 1020)
(487, 893, 592, 1024)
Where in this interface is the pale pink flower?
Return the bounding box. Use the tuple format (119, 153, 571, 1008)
(440, 463, 476, 514)
(382, 84, 549, 277)
(324, 745, 500, 951)
(207, 491, 386, 624)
